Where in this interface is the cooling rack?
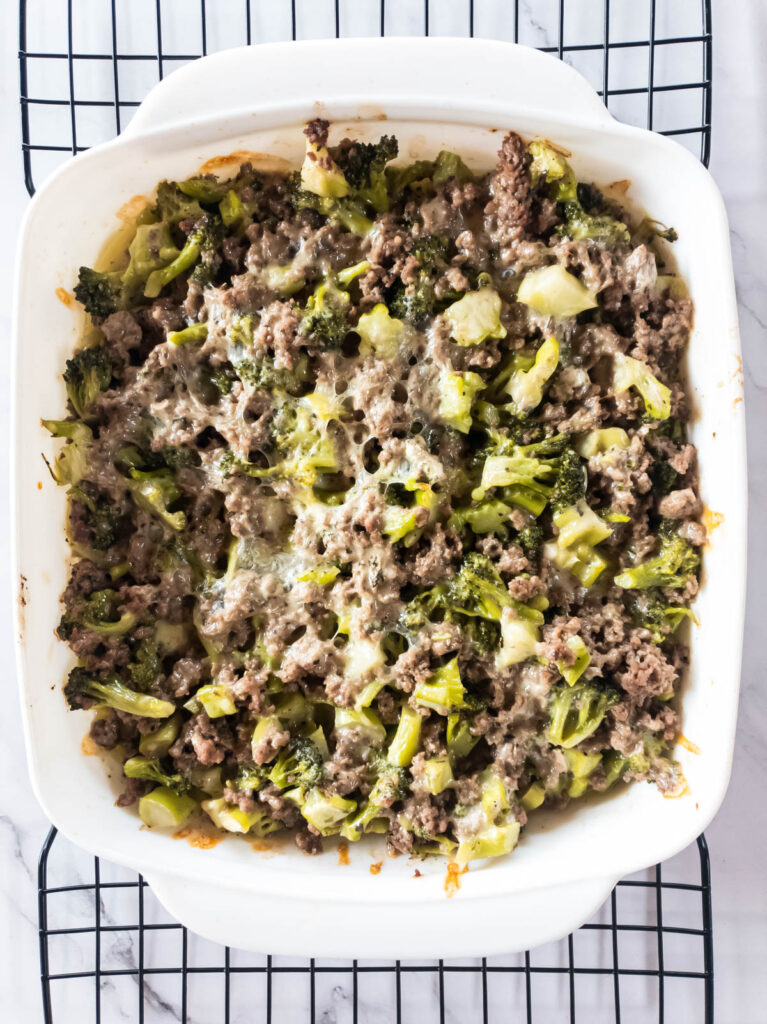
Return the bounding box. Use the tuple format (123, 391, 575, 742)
(20, 1, 714, 1021)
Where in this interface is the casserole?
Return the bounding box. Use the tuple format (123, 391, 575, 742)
(12, 37, 745, 958)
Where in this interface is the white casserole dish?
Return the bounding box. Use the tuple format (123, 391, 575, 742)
(12, 38, 746, 959)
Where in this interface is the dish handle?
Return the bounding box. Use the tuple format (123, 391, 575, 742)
(143, 868, 617, 959)
(124, 38, 613, 138)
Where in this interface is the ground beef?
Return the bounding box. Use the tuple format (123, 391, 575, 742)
(55, 123, 701, 858)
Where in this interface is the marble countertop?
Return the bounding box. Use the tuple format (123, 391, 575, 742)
(1, 1, 764, 1020)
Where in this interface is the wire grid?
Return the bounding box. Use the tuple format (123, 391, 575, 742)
(21, 1, 715, 1021)
(39, 827, 714, 1024)
(18, 0, 713, 197)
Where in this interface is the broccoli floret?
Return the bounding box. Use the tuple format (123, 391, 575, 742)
(651, 457, 679, 496)
(517, 522, 544, 560)
(388, 278, 439, 327)
(127, 468, 186, 531)
(123, 755, 189, 794)
(287, 171, 373, 236)
(548, 682, 620, 748)
(448, 552, 511, 622)
(144, 214, 225, 299)
(63, 347, 112, 419)
(629, 592, 695, 645)
(550, 448, 587, 513)
(73, 267, 122, 318)
(614, 523, 700, 590)
(62, 589, 137, 636)
(70, 486, 123, 551)
(177, 166, 258, 203)
(127, 636, 162, 691)
(153, 180, 206, 224)
(64, 667, 175, 717)
(613, 353, 671, 421)
(235, 353, 310, 395)
(161, 445, 201, 469)
(336, 134, 399, 213)
(299, 280, 351, 348)
(387, 235, 458, 328)
(268, 737, 325, 791)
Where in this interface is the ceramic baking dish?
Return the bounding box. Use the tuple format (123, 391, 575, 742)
(12, 37, 745, 959)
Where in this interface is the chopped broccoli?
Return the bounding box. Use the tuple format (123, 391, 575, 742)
(139, 713, 182, 759)
(387, 704, 422, 766)
(336, 134, 399, 213)
(555, 635, 591, 686)
(69, 486, 123, 551)
(235, 353, 310, 396)
(63, 347, 112, 419)
(356, 304, 405, 358)
(202, 797, 282, 837)
(549, 448, 587, 512)
(77, 589, 137, 636)
(139, 787, 197, 828)
(443, 286, 506, 346)
(448, 498, 512, 536)
(123, 755, 189, 794)
(517, 522, 544, 560)
(300, 789, 357, 836)
(144, 214, 224, 298)
(613, 353, 671, 420)
(73, 267, 123, 318)
(439, 370, 485, 433)
(268, 737, 325, 791)
(506, 336, 559, 412)
(177, 165, 258, 203)
(575, 428, 630, 458)
(496, 609, 541, 667)
(153, 180, 206, 224)
(42, 420, 93, 486)
(168, 323, 208, 346)
(517, 264, 598, 318)
(387, 235, 456, 327)
(64, 667, 175, 718)
(614, 523, 699, 590)
(548, 681, 620, 748)
(75, 222, 182, 316)
(300, 279, 351, 348)
(447, 552, 511, 621)
(630, 592, 696, 644)
(127, 468, 186, 531)
(413, 658, 467, 714)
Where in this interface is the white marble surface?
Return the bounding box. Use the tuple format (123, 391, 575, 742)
(1, 1, 765, 1020)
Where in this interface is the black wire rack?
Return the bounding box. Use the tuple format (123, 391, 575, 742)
(20, 1, 715, 1021)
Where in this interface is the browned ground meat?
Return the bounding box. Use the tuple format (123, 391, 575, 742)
(55, 124, 700, 854)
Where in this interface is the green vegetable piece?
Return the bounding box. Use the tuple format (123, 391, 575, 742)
(449, 499, 512, 535)
(556, 636, 591, 686)
(128, 470, 186, 531)
(521, 782, 546, 811)
(42, 419, 93, 486)
(334, 707, 387, 747)
(356, 303, 405, 358)
(456, 822, 520, 863)
(296, 565, 340, 586)
(496, 609, 541, 668)
(517, 265, 598, 317)
(564, 749, 602, 797)
(64, 668, 175, 718)
(614, 526, 700, 590)
(123, 755, 188, 793)
(413, 658, 466, 715)
(548, 682, 620, 748)
(444, 287, 506, 346)
(168, 322, 209, 346)
(387, 704, 422, 766)
(446, 714, 479, 762)
(554, 500, 612, 549)
(613, 353, 671, 420)
(139, 787, 196, 829)
(439, 370, 485, 433)
(528, 140, 575, 193)
(139, 713, 182, 759)
(64, 347, 112, 419)
(506, 336, 560, 412)
(432, 150, 475, 186)
(301, 137, 350, 198)
(575, 428, 630, 458)
(202, 797, 280, 836)
(191, 683, 237, 718)
(300, 789, 357, 836)
(260, 263, 306, 296)
(219, 188, 246, 228)
(421, 755, 454, 795)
